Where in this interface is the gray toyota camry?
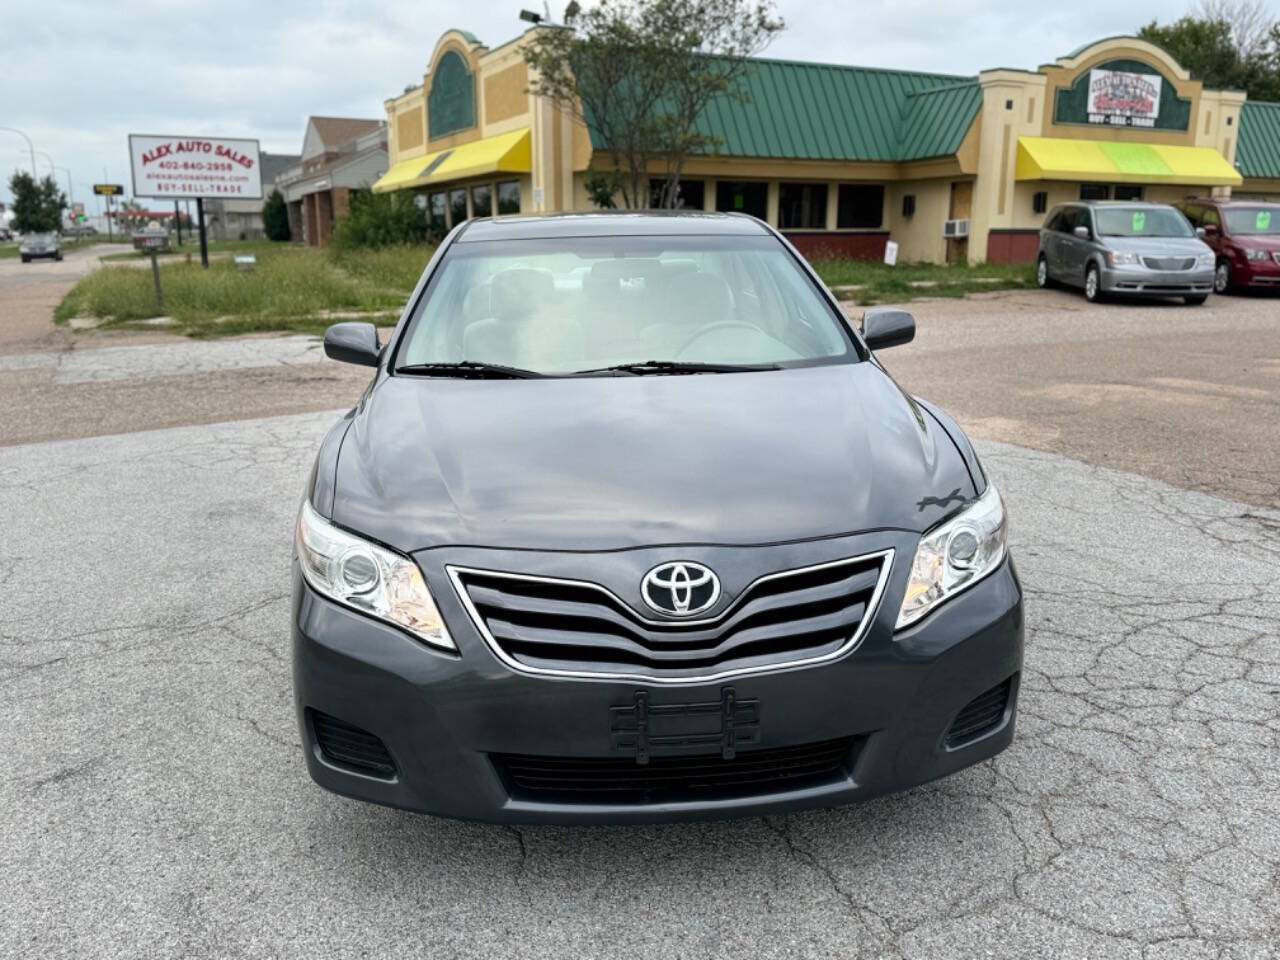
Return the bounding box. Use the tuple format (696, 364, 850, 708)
(293, 211, 1023, 824)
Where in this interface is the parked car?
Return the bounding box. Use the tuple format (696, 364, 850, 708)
(0, 225, 13, 242)
(19, 232, 62, 263)
(292, 212, 1024, 824)
(1176, 197, 1280, 293)
(1036, 201, 1214, 304)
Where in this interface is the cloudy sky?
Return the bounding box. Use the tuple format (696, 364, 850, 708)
(0, 0, 1250, 210)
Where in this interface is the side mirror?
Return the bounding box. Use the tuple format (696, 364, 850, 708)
(1203, 224, 1219, 238)
(323, 322, 380, 367)
(1073, 225, 1091, 239)
(861, 307, 915, 351)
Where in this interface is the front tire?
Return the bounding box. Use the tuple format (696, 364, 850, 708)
(1214, 259, 1231, 294)
(20, 256, 29, 264)
(1036, 255, 1052, 289)
(1184, 294, 1208, 306)
(1084, 263, 1101, 302)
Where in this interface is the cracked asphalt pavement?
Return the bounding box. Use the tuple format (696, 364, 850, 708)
(3, 405, 1278, 958)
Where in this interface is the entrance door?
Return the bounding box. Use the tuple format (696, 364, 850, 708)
(947, 181, 973, 264)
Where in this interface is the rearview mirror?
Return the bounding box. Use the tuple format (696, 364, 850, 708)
(1073, 225, 1090, 239)
(324, 322, 380, 367)
(861, 308, 915, 351)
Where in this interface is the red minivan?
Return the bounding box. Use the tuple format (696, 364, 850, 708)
(1177, 198, 1280, 293)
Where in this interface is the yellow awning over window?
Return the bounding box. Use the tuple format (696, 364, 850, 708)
(1016, 136, 1242, 186)
(423, 128, 531, 184)
(371, 154, 440, 193)
(371, 129, 531, 194)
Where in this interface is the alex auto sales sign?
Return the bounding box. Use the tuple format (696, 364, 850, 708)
(128, 135, 262, 199)
(1087, 68, 1162, 127)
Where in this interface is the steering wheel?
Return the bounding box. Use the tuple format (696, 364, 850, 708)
(677, 322, 762, 356)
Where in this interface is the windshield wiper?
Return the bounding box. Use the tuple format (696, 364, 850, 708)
(396, 361, 544, 379)
(571, 360, 782, 377)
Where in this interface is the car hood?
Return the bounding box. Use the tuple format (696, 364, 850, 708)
(1230, 234, 1280, 251)
(1102, 236, 1210, 256)
(331, 363, 976, 553)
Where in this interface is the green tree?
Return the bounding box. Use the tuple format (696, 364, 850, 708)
(524, 0, 783, 210)
(1139, 3, 1280, 101)
(7, 172, 67, 233)
(262, 188, 291, 242)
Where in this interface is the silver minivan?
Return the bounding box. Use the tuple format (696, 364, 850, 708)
(1036, 201, 1214, 305)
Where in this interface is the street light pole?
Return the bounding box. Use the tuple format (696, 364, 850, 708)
(0, 126, 36, 176)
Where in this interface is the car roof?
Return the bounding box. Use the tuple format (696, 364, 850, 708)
(1180, 196, 1280, 207)
(454, 210, 772, 243)
(1074, 200, 1175, 209)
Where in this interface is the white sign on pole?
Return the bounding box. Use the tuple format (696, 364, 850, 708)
(1087, 69, 1162, 128)
(128, 134, 263, 200)
(883, 240, 899, 267)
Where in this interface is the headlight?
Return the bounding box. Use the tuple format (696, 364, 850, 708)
(1197, 252, 1215, 267)
(1107, 251, 1139, 266)
(295, 499, 454, 650)
(1244, 248, 1267, 261)
(897, 484, 1007, 629)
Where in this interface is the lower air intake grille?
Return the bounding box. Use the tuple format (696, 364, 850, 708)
(946, 678, 1013, 748)
(310, 710, 397, 779)
(495, 737, 859, 804)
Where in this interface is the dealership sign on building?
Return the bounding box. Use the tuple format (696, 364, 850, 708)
(1087, 68, 1163, 127)
(128, 135, 263, 199)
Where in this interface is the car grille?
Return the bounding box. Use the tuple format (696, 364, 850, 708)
(1141, 256, 1196, 271)
(309, 710, 397, 779)
(945, 677, 1014, 748)
(449, 551, 892, 682)
(495, 736, 861, 804)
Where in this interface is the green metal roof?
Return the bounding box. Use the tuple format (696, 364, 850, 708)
(1238, 101, 1280, 179)
(896, 82, 983, 161)
(588, 56, 981, 163)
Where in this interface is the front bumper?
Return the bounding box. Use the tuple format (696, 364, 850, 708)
(292, 541, 1024, 824)
(1099, 264, 1213, 296)
(1230, 255, 1280, 288)
(20, 249, 59, 260)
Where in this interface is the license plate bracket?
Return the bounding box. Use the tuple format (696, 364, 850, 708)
(610, 687, 760, 765)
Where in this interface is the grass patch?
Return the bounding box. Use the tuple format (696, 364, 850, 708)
(55, 243, 434, 335)
(811, 259, 1036, 304)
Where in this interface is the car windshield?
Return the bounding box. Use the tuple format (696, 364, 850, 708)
(395, 233, 854, 376)
(1095, 207, 1194, 238)
(1222, 206, 1279, 236)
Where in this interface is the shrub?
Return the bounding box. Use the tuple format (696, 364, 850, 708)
(262, 189, 291, 242)
(332, 188, 433, 249)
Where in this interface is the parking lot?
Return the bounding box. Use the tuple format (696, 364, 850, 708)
(2, 259, 1278, 958)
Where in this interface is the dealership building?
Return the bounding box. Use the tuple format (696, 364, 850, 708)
(373, 31, 1280, 264)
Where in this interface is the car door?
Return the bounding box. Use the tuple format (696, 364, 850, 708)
(1040, 209, 1062, 276)
(1054, 207, 1079, 283)
(1064, 206, 1095, 279)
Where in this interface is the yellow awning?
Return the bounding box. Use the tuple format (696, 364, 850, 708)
(371, 153, 439, 193)
(422, 128, 531, 184)
(372, 129, 532, 193)
(1016, 136, 1242, 187)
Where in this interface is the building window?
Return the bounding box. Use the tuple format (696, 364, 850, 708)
(714, 181, 767, 220)
(1079, 184, 1109, 201)
(471, 183, 493, 218)
(497, 180, 521, 215)
(448, 188, 469, 226)
(836, 184, 884, 229)
(428, 192, 447, 231)
(649, 178, 705, 210)
(1113, 185, 1144, 201)
(778, 183, 828, 229)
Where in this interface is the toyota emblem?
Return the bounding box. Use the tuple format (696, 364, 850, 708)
(641, 561, 720, 617)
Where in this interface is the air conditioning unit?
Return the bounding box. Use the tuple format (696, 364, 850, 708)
(943, 218, 971, 238)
